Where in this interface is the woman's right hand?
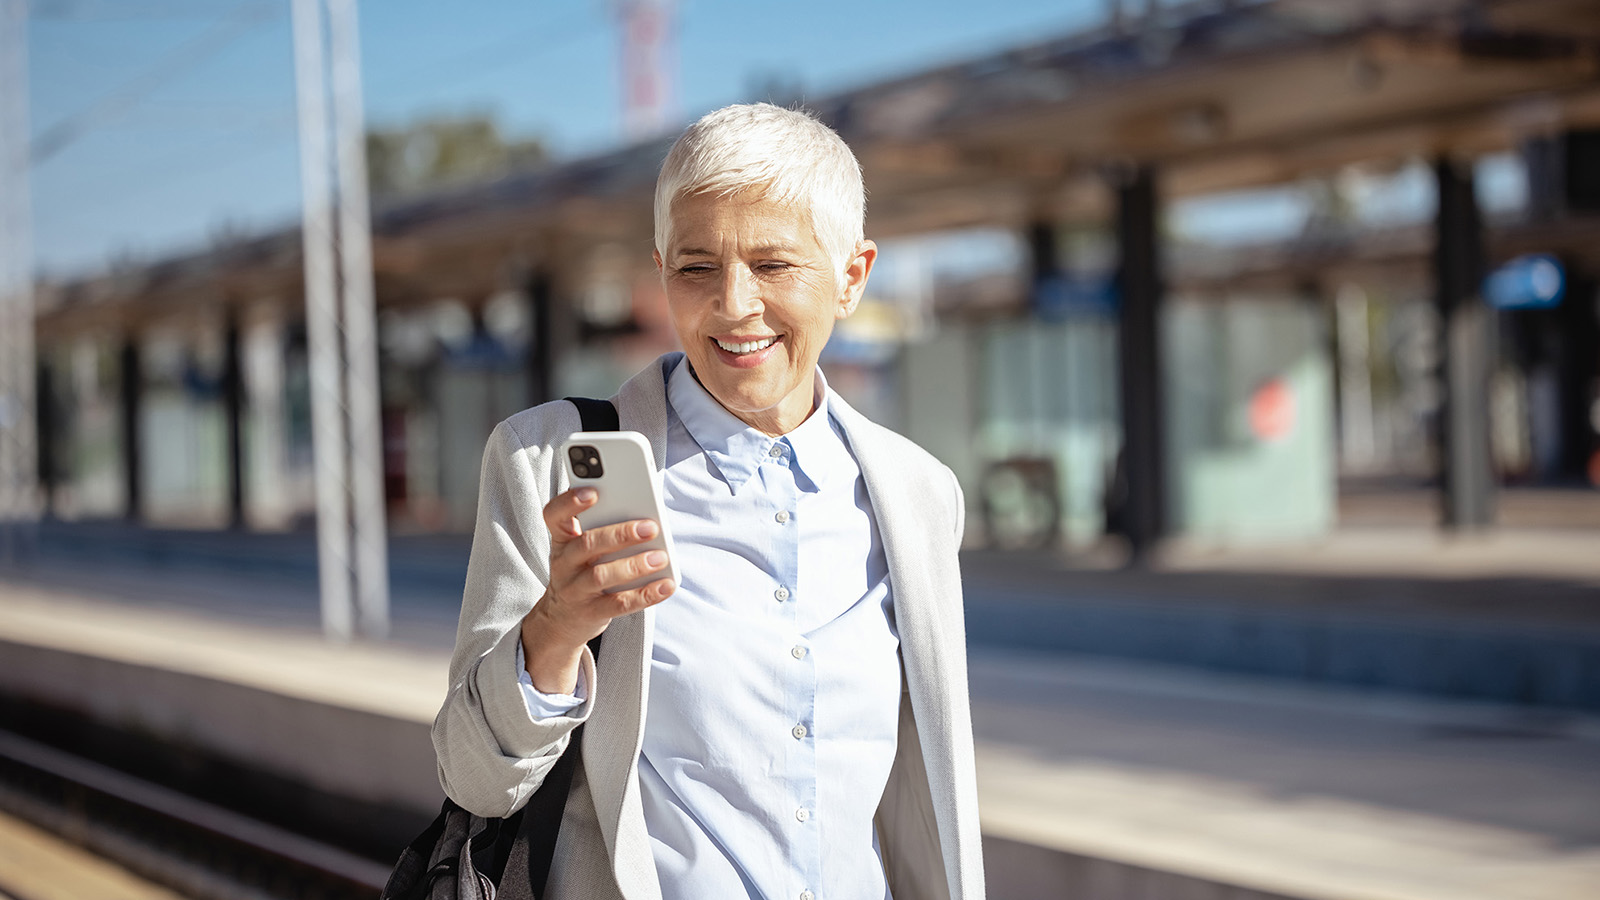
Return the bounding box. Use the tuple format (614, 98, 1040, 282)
(520, 486, 675, 695)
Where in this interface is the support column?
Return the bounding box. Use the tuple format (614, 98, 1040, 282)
(1027, 221, 1058, 284)
(1434, 157, 1495, 529)
(1114, 164, 1166, 563)
(244, 314, 292, 528)
(293, 0, 389, 640)
(35, 358, 54, 518)
(223, 312, 245, 529)
(1026, 219, 1062, 321)
(0, 0, 37, 563)
(1554, 269, 1599, 480)
(119, 338, 142, 522)
(527, 270, 555, 406)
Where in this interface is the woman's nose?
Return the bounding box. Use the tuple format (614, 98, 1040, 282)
(718, 266, 762, 317)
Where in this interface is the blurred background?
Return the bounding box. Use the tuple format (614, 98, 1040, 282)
(1, 0, 1598, 898)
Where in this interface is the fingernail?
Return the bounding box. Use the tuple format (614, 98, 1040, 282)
(636, 520, 658, 539)
(646, 551, 667, 567)
(576, 488, 596, 503)
(655, 580, 675, 598)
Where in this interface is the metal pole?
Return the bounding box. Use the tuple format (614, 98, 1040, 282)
(119, 339, 142, 521)
(617, 0, 675, 140)
(223, 311, 245, 529)
(1434, 156, 1495, 529)
(1335, 283, 1377, 473)
(327, 0, 389, 639)
(527, 270, 555, 405)
(1114, 163, 1166, 564)
(35, 354, 52, 514)
(292, 0, 353, 640)
(0, 0, 38, 565)
(0, 0, 17, 557)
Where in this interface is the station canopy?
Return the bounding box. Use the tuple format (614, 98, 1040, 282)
(36, 0, 1600, 334)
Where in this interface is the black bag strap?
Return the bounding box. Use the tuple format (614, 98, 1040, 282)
(504, 398, 619, 897)
(386, 397, 620, 900)
(565, 396, 620, 433)
(511, 635, 604, 897)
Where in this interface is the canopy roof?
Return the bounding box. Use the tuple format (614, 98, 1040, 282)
(37, 0, 1600, 335)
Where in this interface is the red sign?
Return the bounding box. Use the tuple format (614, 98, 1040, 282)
(1249, 378, 1294, 443)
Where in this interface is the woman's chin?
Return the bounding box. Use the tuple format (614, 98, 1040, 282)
(713, 389, 777, 421)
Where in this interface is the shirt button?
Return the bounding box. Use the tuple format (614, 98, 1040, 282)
(775, 510, 790, 524)
(768, 444, 783, 459)
(791, 645, 807, 660)
(774, 586, 790, 602)
(800, 892, 814, 900)
(791, 723, 807, 740)
(795, 807, 810, 823)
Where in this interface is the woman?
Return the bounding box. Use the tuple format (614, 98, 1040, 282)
(434, 103, 984, 900)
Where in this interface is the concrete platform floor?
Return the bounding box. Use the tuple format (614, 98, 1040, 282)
(0, 808, 187, 900)
(1, 568, 1596, 900)
(972, 649, 1600, 900)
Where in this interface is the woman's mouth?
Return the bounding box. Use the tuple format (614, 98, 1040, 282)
(714, 336, 778, 354)
(711, 335, 782, 367)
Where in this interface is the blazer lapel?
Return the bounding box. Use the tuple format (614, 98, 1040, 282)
(580, 355, 675, 900)
(829, 398, 960, 739)
(830, 396, 969, 892)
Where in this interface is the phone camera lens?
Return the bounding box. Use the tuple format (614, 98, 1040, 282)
(568, 445, 602, 478)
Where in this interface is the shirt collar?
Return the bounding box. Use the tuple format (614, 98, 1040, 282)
(666, 359, 851, 495)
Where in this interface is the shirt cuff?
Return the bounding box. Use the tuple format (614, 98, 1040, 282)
(515, 638, 589, 720)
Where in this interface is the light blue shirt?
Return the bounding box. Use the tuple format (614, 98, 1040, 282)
(521, 358, 902, 900)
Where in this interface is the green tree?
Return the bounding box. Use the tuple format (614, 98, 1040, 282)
(366, 114, 547, 199)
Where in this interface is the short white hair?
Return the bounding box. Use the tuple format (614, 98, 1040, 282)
(653, 103, 865, 272)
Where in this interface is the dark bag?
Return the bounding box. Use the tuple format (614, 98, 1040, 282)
(381, 397, 619, 900)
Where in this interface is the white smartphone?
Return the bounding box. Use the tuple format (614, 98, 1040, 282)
(559, 430, 679, 594)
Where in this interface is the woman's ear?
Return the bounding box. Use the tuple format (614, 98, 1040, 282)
(837, 239, 878, 319)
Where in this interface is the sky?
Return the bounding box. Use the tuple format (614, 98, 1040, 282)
(25, 0, 1112, 278)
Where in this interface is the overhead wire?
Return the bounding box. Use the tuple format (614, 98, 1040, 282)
(31, 3, 613, 257)
(32, 145, 296, 245)
(36, 114, 297, 209)
(365, 7, 606, 93)
(30, 1, 281, 164)
(42, 8, 605, 185)
(30, 1, 278, 21)
(81, 101, 297, 130)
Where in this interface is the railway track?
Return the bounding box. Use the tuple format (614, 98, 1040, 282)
(0, 727, 391, 900)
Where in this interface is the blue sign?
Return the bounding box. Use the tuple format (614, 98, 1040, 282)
(1484, 254, 1565, 310)
(1034, 273, 1117, 320)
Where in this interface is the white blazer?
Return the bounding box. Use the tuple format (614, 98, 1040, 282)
(433, 353, 985, 900)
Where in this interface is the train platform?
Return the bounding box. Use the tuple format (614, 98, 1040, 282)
(0, 807, 186, 900)
(10, 504, 1600, 715)
(962, 523, 1600, 712)
(1, 527, 1597, 900)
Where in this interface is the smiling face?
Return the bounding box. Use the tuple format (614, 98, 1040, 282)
(655, 189, 876, 435)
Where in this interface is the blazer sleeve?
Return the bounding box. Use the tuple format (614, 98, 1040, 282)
(431, 409, 595, 818)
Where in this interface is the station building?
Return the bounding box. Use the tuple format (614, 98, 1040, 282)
(29, 0, 1600, 555)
